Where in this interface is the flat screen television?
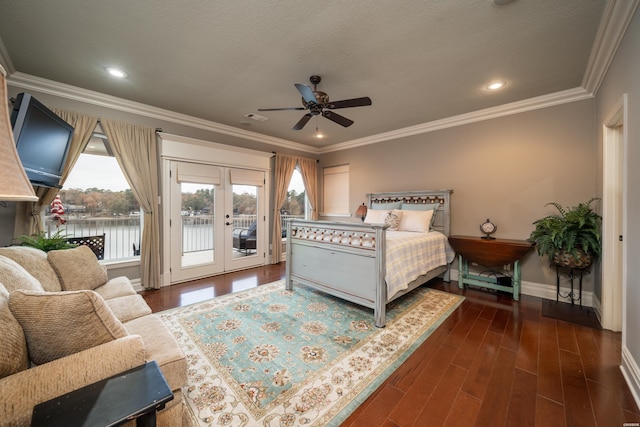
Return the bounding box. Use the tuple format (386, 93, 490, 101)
(10, 93, 74, 189)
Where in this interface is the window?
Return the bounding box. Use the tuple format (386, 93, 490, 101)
(280, 168, 307, 232)
(51, 129, 141, 261)
(322, 164, 349, 216)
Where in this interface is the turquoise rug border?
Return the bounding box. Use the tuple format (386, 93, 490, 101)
(329, 290, 464, 426)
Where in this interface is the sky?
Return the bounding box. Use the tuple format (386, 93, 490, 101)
(64, 153, 306, 193)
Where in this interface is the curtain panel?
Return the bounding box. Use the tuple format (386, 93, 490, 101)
(101, 120, 161, 289)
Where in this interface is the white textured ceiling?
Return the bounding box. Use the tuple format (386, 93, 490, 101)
(0, 0, 607, 150)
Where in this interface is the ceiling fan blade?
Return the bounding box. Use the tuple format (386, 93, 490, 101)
(258, 107, 306, 111)
(292, 113, 313, 130)
(322, 110, 354, 127)
(325, 97, 372, 109)
(295, 84, 318, 104)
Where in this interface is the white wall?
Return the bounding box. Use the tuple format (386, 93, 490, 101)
(595, 7, 640, 406)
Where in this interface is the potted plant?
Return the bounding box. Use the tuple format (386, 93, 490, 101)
(15, 229, 78, 252)
(529, 198, 602, 269)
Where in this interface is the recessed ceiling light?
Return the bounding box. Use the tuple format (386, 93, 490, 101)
(106, 67, 128, 78)
(486, 81, 506, 91)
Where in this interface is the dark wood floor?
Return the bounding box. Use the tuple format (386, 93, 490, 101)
(139, 264, 640, 426)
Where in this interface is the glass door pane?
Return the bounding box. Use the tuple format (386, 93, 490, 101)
(180, 183, 215, 267)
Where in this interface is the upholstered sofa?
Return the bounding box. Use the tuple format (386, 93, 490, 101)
(0, 245, 188, 426)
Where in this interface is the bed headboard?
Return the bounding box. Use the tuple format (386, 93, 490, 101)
(366, 189, 452, 236)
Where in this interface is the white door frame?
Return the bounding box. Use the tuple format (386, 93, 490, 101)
(159, 133, 272, 287)
(601, 94, 627, 332)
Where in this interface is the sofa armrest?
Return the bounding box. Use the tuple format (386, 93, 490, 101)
(0, 335, 146, 426)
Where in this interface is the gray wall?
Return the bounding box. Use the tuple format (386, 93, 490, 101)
(595, 7, 640, 386)
(319, 99, 597, 289)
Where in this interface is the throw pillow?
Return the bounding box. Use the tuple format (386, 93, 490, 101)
(398, 209, 434, 233)
(0, 246, 60, 292)
(47, 245, 107, 291)
(364, 209, 390, 224)
(401, 202, 440, 229)
(0, 255, 44, 293)
(9, 289, 128, 365)
(385, 210, 402, 231)
(0, 284, 28, 378)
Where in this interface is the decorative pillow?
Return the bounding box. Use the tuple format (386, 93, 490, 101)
(398, 209, 434, 233)
(401, 202, 440, 228)
(8, 289, 128, 365)
(371, 201, 402, 210)
(364, 209, 390, 224)
(47, 245, 107, 291)
(0, 246, 61, 292)
(385, 210, 402, 231)
(0, 284, 28, 378)
(0, 255, 44, 293)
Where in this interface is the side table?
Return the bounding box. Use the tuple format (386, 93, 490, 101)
(31, 360, 173, 427)
(448, 235, 534, 301)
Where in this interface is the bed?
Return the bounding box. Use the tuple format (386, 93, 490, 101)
(285, 189, 454, 327)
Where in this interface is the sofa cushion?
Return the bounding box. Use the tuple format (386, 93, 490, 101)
(47, 245, 108, 291)
(0, 246, 61, 292)
(93, 276, 137, 300)
(9, 289, 128, 365)
(0, 255, 44, 293)
(106, 294, 152, 323)
(125, 315, 187, 391)
(0, 284, 28, 379)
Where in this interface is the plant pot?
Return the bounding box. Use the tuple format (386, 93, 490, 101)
(552, 248, 592, 269)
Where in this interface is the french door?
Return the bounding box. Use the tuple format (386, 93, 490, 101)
(168, 161, 265, 283)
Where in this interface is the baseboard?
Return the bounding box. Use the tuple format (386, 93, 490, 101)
(621, 345, 640, 410)
(449, 269, 593, 307)
(591, 293, 604, 325)
(131, 277, 143, 292)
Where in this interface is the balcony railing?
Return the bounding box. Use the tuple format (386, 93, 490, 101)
(45, 213, 305, 261)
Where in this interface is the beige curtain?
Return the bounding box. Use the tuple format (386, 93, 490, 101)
(101, 120, 161, 289)
(297, 157, 319, 220)
(13, 109, 98, 238)
(272, 153, 297, 263)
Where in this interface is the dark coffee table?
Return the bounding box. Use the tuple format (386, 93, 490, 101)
(31, 361, 173, 427)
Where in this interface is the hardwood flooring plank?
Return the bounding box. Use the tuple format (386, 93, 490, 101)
(461, 331, 502, 400)
(474, 347, 518, 427)
(505, 368, 537, 427)
(537, 316, 564, 404)
(535, 396, 567, 427)
(388, 343, 458, 426)
(516, 319, 540, 374)
(412, 364, 468, 426)
(586, 379, 629, 426)
(500, 307, 524, 352)
(451, 318, 491, 370)
(344, 383, 404, 426)
(444, 303, 483, 349)
(559, 349, 596, 426)
(442, 391, 481, 427)
(489, 306, 511, 334)
(556, 321, 579, 354)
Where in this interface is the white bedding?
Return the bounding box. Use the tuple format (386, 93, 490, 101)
(385, 230, 455, 298)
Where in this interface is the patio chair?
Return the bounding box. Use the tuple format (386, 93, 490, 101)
(232, 222, 257, 254)
(67, 234, 106, 260)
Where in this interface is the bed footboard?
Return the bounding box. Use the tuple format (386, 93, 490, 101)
(285, 220, 389, 327)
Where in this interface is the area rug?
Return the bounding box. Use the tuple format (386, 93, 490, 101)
(159, 280, 463, 426)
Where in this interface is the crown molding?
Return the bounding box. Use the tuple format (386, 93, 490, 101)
(321, 87, 593, 154)
(582, 0, 639, 95)
(6, 72, 319, 154)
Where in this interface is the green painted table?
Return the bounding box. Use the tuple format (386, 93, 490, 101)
(448, 235, 535, 301)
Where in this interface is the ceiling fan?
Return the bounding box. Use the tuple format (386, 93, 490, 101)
(258, 75, 372, 130)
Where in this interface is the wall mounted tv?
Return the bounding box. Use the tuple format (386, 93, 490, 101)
(10, 93, 74, 189)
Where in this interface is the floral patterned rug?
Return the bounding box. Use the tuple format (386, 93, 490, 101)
(159, 280, 463, 426)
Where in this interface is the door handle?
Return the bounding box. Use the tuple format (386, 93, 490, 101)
(226, 222, 231, 226)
